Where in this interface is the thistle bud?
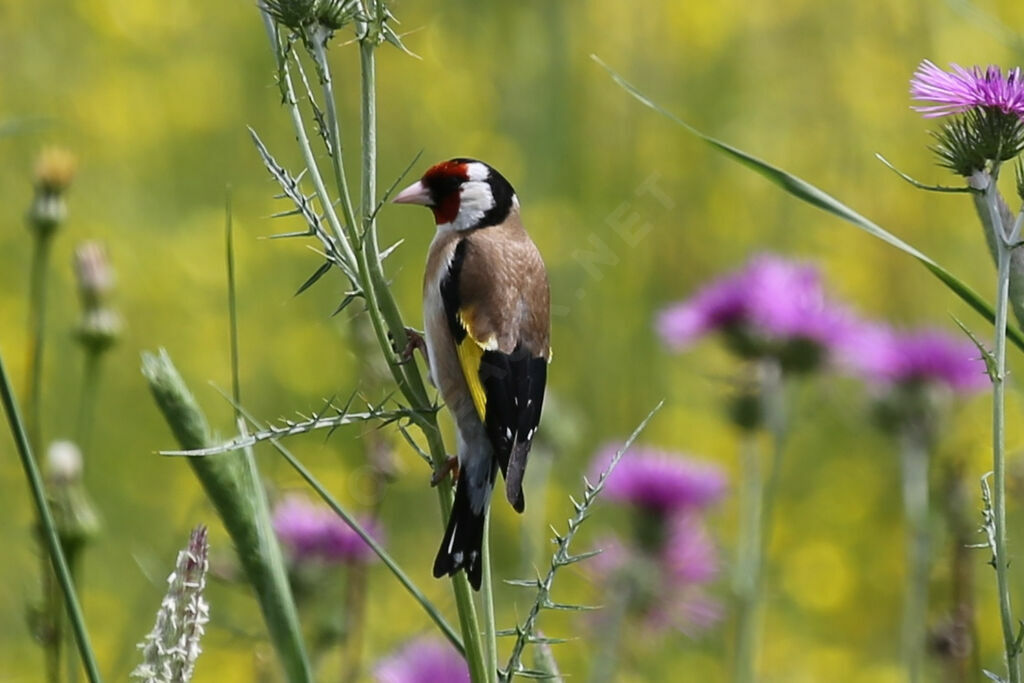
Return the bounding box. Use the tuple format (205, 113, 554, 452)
(261, 0, 319, 30)
(317, 0, 358, 31)
(45, 441, 101, 553)
(27, 147, 75, 239)
(76, 307, 122, 353)
(74, 242, 115, 308)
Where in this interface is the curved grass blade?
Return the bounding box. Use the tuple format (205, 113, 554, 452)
(592, 55, 1024, 354)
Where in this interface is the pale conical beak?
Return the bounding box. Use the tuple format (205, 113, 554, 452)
(392, 180, 433, 206)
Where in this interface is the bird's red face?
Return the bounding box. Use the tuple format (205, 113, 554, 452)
(393, 158, 516, 232)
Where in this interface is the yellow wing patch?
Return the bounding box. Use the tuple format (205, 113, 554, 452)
(457, 337, 488, 421)
(455, 307, 496, 421)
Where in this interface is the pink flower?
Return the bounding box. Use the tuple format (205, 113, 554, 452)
(374, 638, 469, 683)
(590, 444, 727, 513)
(841, 324, 987, 394)
(273, 495, 382, 565)
(656, 254, 855, 367)
(911, 60, 1024, 119)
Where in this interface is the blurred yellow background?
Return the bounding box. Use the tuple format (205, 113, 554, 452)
(3, 0, 1024, 680)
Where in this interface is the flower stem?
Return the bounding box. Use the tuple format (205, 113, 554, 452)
(260, 8, 488, 678)
(899, 427, 930, 683)
(75, 351, 101, 455)
(734, 359, 786, 683)
(353, 9, 488, 679)
(0, 351, 101, 683)
(482, 512, 499, 683)
(588, 579, 630, 683)
(985, 169, 1022, 683)
(25, 233, 52, 453)
(733, 429, 762, 683)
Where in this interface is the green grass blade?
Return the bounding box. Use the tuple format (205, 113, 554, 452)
(0, 351, 102, 683)
(592, 55, 1024, 354)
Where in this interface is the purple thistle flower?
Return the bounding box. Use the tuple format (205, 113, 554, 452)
(374, 637, 470, 683)
(587, 520, 722, 636)
(656, 253, 855, 366)
(590, 444, 727, 513)
(841, 324, 987, 393)
(273, 495, 382, 565)
(911, 60, 1024, 119)
(664, 513, 719, 585)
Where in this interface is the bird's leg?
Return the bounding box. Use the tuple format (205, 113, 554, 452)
(430, 455, 459, 487)
(390, 327, 428, 363)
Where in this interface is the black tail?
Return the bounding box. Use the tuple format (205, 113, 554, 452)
(433, 467, 487, 590)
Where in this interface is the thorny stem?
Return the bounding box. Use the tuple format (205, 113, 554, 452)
(308, 32, 360, 243)
(261, 429, 465, 652)
(734, 360, 786, 683)
(985, 165, 1022, 683)
(0, 352, 101, 683)
(899, 427, 930, 683)
(260, 7, 488, 679)
(500, 404, 663, 681)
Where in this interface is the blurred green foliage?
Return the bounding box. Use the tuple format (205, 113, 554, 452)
(4, 0, 1024, 680)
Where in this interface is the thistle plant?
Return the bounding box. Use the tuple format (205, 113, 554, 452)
(843, 323, 987, 682)
(583, 444, 726, 683)
(72, 241, 121, 451)
(131, 525, 211, 683)
(909, 60, 1024, 683)
(24, 147, 75, 454)
(272, 494, 384, 671)
(21, 146, 81, 683)
(657, 252, 854, 683)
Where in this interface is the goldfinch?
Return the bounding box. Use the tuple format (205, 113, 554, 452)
(393, 158, 550, 590)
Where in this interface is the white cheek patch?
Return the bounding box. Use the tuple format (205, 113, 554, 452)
(434, 180, 493, 232)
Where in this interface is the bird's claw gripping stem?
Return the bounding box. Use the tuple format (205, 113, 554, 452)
(430, 455, 459, 487)
(390, 327, 427, 364)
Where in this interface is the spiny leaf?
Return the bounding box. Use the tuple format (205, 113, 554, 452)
(951, 315, 998, 382)
(295, 261, 333, 296)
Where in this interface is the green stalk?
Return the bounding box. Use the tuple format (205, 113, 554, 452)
(733, 430, 762, 683)
(75, 352, 100, 455)
(734, 360, 786, 683)
(354, 8, 487, 678)
(481, 512, 498, 683)
(142, 350, 312, 683)
(25, 233, 53, 453)
(984, 168, 1021, 683)
(261, 431, 465, 652)
(0, 352, 101, 683)
(260, 9, 488, 678)
(588, 577, 631, 683)
(899, 428, 930, 683)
